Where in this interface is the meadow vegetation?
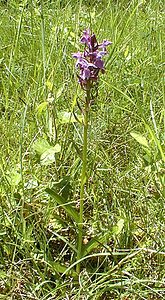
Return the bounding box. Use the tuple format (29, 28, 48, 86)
(0, 0, 164, 299)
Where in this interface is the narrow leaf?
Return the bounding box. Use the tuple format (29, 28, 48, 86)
(52, 262, 77, 277)
(46, 80, 53, 91)
(45, 188, 79, 223)
(36, 102, 48, 117)
(82, 231, 112, 256)
(145, 123, 165, 162)
(82, 220, 124, 256)
(72, 141, 82, 159)
(130, 132, 149, 148)
(56, 86, 64, 99)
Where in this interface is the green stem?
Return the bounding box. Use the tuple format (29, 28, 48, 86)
(76, 90, 90, 274)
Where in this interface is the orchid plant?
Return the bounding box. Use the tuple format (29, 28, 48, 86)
(73, 29, 111, 273)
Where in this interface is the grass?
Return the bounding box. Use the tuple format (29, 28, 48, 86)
(0, 0, 164, 299)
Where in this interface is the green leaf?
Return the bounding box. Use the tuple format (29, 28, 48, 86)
(24, 178, 38, 190)
(33, 139, 61, 165)
(40, 148, 56, 165)
(33, 139, 51, 156)
(45, 188, 79, 223)
(82, 219, 124, 256)
(53, 262, 70, 273)
(53, 176, 72, 200)
(0, 271, 6, 279)
(46, 80, 53, 91)
(145, 123, 165, 162)
(6, 169, 21, 187)
(40, 145, 61, 166)
(70, 31, 75, 38)
(56, 86, 64, 99)
(36, 101, 48, 117)
(53, 144, 61, 153)
(112, 218, 124, 235)
(58, 111, 82, 124)
(48, 215, 68, 229)
(52, 262, 76, 277)
(82, 231, 112, 256)
(130, 132, 149, 148)
(72, 141, 82, 159)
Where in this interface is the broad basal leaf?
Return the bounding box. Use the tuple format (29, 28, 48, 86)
(33, 139, 61, 166)
(33, 139, 51, 156)
(40, 147, 60, 165)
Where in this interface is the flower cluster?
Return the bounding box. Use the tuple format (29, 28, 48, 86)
(73, 29, 112, 89)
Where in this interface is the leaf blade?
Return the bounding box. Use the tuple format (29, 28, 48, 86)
(45, 188, 79, 223)
(130, 131, 149, 148)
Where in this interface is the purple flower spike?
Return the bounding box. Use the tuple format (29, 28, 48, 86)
(73, 29, 112, 89)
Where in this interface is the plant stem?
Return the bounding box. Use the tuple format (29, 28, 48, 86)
(76, 90, 90, 274)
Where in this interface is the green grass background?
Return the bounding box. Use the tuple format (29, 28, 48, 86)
(0, 0, 164, 299)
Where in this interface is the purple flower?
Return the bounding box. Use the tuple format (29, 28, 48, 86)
(73, 29, 112, 89)
(80, 29, 91, 46)
(72, 51, 82, 59)
(99, 40, 112, 51)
